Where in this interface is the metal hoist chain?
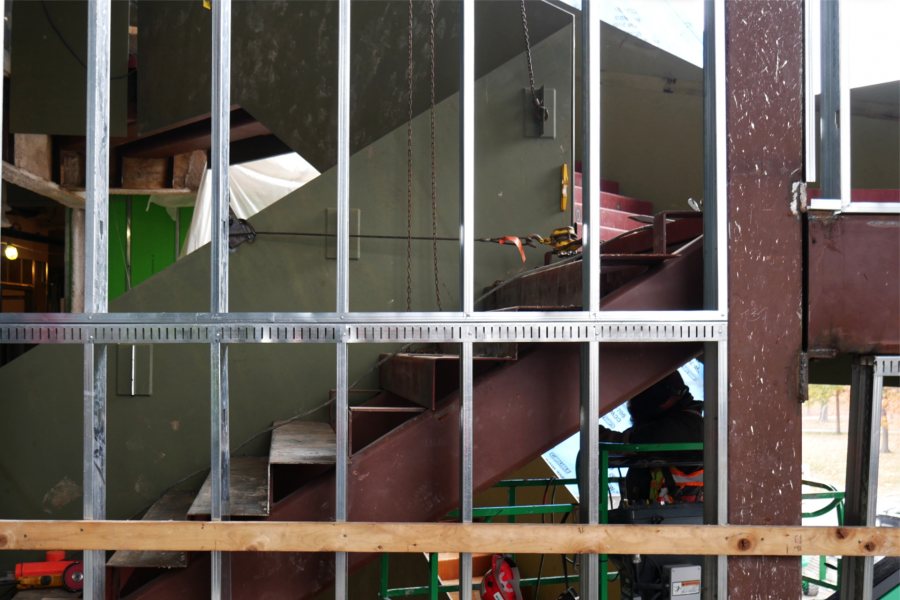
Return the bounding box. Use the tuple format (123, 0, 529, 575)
(406, 0, 414, 311)
(429, 0, 442, 311)
(520, 0, 548, 123)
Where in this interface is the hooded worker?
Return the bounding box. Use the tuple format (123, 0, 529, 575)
(578, 371, 704, 503)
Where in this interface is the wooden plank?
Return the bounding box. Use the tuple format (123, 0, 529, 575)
(0, 521, 895, 557)
(107, 489, 195, 569)
(269, 420, 336, 465)
(187, 457, 270, 517)
(121, 157, 169, 190)
(13, 134, 53, 181)
(172, 150, 207, 190)
(59, 150, 85, 189)
(1, 161, 85, 209)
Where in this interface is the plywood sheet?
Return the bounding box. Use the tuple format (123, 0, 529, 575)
(107, 489, 195, 569)
(269, 420, 336, 465)
(188, 457, 270, 518)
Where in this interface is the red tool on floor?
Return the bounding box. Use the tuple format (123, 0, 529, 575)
(480, 554, 523, 600)
(11, 551, 83, 592)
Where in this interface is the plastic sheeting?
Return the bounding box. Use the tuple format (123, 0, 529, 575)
(152, 152, 319, 258)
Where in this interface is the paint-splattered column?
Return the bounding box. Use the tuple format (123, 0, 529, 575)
(726, 1, 804, 596)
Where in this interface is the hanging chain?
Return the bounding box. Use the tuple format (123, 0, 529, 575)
(429, 0, 442, 311)
(520, 0, 547, 121)
(406, 0, 414, 311)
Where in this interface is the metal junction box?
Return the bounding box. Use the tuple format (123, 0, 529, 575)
(666, 564, 701, 600)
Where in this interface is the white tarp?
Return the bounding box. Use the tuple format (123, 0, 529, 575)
(165, 152, 319, 258)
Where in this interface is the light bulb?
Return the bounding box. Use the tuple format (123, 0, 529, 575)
(4, 245, 18, 260)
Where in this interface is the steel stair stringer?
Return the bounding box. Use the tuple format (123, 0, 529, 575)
(125, 241, 704, 600)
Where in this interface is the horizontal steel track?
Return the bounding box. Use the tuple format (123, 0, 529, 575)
(0, 312, 726, 344)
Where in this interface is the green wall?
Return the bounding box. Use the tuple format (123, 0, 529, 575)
(0, 26, 575, 570)
(108, 197, 194, 301)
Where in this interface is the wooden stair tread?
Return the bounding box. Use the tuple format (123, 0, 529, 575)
(269, 420, 336, 465)
(188, 456, 270, 517)
(436, 552, 494, 582)
(107, 489, 195, 569)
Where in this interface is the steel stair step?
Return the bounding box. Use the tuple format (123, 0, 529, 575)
(379, 353, 512, 410)
(107, 489, 196, 569)
(269, 420, 337, 465)
(328, 392, 428, 455)
(188, 456, 270, 518)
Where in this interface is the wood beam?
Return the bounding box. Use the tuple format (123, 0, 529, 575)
(121, 157, 169, 189)
(13, 134, 53, 181)
(0, 521, 895, 557)
(2, 161, 85, 209)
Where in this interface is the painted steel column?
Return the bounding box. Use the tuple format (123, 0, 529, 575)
(335, 0, 351, 597)
(726, 1, 804, 597)
(578, 0, 600, 597)
(210, 0, 232, 597)
(840, 357, 881, 600)
(702, 1, 728, 597)
(83, 0, 111, 598)
(458, 0, 475, 596)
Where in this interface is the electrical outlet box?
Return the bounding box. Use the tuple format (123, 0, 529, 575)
(523, 87, 556, 138)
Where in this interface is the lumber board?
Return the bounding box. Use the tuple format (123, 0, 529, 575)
(0, 521, 894, 558)
(1, 161, 84, 209)
(107, 489, 195, 569)
(188, 456, 270, 517)
(269, 420, 336, 465)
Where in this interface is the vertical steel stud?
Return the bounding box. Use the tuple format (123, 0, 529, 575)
(702, 1, 729, 597)
(335, 0, 351, 597)
(83, 0, 111, 597)
(841, 356, 880, 600)
(210, 0, 232, 597)
(579, 0, 601, 597)
(820, 0, 840, 199)
(458, 0, 475, 596)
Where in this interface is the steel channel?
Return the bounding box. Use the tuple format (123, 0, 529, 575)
(0, 319, 727, 345)
(842, 357, 877, 600)
(83, 0, 111, 596)
(335, 341, 349, 598)
(804, 0, 817, 183)
(579, 0, 601, 595)
(458, 0, 475, 595)
(837, 0, 850, 210)
(210, 0, 232, 597)
(875, 356, 900, 377)
(335, 0, 351, 597)
(0, 309, 728, 324)
(819, 0, 840, 199)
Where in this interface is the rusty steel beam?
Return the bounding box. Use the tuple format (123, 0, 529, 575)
(808, 214, 900, 355)
(126, 239, 703, 599)
(726, 1, 804, 596)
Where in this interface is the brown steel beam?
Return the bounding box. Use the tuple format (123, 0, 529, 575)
(726, 1, 804, 596)
(807, 214, 900, 355)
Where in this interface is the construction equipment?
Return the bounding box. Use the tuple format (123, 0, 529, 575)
(480, 554, 523, 600)
(531, 226, 582, 257)
(5, 551, 83, 592)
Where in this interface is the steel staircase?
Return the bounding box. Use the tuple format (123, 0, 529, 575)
(109, 204, 704, 600)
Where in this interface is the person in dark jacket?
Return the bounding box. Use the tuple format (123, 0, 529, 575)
(577, 371, 704, 503)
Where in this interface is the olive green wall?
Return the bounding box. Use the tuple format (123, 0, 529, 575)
(0, 26, 575, 571)
(851, 114, 900, 189)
